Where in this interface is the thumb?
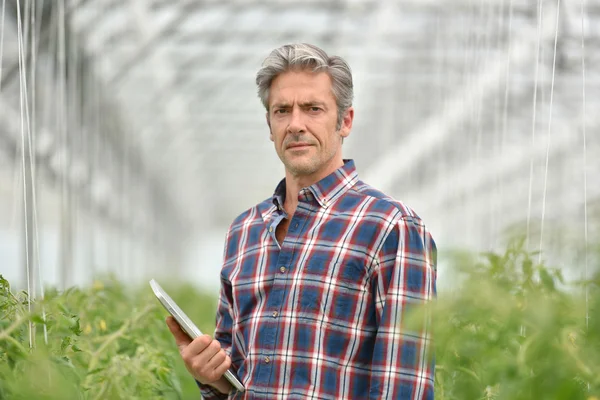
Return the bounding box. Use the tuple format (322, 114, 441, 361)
(166, 316, 192, 350)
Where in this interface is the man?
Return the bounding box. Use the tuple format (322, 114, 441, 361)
(167, 43, 437, 399)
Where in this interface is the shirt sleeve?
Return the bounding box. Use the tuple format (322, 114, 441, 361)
(196, 233, 236, 400)
(368, 216, 437, 400)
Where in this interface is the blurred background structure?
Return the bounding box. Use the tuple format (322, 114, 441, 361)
(1, 0, 598, 294)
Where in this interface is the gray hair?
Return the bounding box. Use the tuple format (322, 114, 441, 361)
(256, 43, 353, 130)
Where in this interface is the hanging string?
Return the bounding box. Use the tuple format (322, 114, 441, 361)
(29, 0, 48, 345)
(0, 0, 24, 246)
(537, 0, 561, 266)
(23, 1, 30, 60)
(480, 0, 494, 249)
(526, 0, 544, 251)
(580, 0, 589, 334)
(498, 0, 514, 246)
(57, 0, 68, 289)
(16, 0, 35, 349)
(466, 0, 485, 246)
(0, 0, 5, 91)
(0, 1, 23, 240)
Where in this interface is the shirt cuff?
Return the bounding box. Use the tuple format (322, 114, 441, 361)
(196, 380, 229, 400)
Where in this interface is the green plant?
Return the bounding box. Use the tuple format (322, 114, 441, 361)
(0, 276, 213, 399)
(1, 237, 598, 400)
(424, 238, 600, 400)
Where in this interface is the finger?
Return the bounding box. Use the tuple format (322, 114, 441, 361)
(166, 316, 192, 349)
(213, 355, 232, 379)
(186, 335, 217, 359)
(181, 335, 214, 368)
(205, 349, 226, 371)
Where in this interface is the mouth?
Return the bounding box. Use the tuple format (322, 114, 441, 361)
(286, 143, 312, 150)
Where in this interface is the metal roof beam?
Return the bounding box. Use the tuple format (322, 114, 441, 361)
(412, 105, 599, 222)
(363, 2, 562, 192)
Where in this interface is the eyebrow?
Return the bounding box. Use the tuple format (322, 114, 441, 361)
(271, 103, 290, 110)
(299, 101, 326, 108)
(271, 101, 326, 109)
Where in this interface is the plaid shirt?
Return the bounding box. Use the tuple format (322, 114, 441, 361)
(199, 160, 437, 399)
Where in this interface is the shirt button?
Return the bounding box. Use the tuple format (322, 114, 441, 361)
(268, 226, 273, 233)
(272, 311, 279, 318)
(279, 266, 286, 273)
(264, 356, 270, 364)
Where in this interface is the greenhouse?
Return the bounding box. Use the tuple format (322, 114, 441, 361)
(1, 0, 599, 399)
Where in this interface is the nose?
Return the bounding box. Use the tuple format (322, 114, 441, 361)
(287, 107, 305, 134)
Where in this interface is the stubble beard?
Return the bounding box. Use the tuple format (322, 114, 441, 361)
(283, 152, 321, 177)
(275, 129, 340, 178)
(284, 144, 341, 179)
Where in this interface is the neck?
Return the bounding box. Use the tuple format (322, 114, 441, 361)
(283, 157, 344, 216)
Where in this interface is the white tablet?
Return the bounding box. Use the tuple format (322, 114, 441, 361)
(149, 279, 245, 393)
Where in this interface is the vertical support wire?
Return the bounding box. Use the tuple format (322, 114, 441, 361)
(480, 0, 492, 247)
(526, 0, 544, 251)
(479, 0, 493, 249)
(67, 1, 78, 288)
(497, 0, 514, 247)
(89, 42, 101, 281)
(0, 0, 5, 91)
(466, 0, 484, 246)
(580, 0, 589, 333)
(501, 0, 514, 152)
(30, 0, 48, 345)
(1, 1, 23, 240)
(490, 0, 504, 249)
(57, 0, 68, 289)
(16, 0, 34, 349)
(23, 0, 29, 65)
(537, 0, 561, 266)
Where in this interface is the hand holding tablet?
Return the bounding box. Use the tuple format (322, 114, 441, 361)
(149, 279, 245, 393)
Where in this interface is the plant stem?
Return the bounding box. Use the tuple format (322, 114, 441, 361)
(83, 304, 155, 388)
(4, 335, 28, 354)
(561, 329, 595, 383)
(92, 381, 109, 400)
(0, 313, 30, 342)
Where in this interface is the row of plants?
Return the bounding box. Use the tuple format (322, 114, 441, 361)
(0, 276, 217, 399)
(1, 237, 598, 399)
(426, 238, 600, 399)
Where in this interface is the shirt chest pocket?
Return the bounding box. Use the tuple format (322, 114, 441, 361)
(294, 256, 370, 320)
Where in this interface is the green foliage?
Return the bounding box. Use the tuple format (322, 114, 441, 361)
(1, 238, 598, 399)
(0, 276, 216, 400)
(425, 238, 600, 400)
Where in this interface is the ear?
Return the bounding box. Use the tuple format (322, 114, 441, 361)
(339, 107, 354, 139)
(266, 112, 274, 142)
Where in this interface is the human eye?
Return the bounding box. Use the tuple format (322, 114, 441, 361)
(308, 106, 322, 113)
(274, 108, 288, 115)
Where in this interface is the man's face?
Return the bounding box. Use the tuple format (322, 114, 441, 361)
(267, 70, 353, 178)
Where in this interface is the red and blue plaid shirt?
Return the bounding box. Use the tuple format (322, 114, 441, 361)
(199, 160, 437, 399)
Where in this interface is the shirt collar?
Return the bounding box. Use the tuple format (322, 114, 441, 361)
(272, 159, 359, 210)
